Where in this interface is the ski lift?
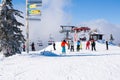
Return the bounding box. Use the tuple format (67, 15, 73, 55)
(48, 34, 54, 45)
(73, 27, 90, 32)
(60, 25, 75, 40)
(48, 40, 54, 45)
(37, 40, 43, 46)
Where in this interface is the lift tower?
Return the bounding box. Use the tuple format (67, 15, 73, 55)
(60, 25, 75, 40)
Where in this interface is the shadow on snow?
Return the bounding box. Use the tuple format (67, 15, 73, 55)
(27, 51, 120, 58)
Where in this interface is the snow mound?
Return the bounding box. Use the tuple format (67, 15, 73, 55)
(41, 51, 59, 56)
(97, 40, 116, 46)
(39, 41, 120, 55)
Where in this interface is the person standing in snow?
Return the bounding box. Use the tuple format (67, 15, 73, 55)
(79, 41, 82, 50)
(31, 42, 35, 51)
(70, 40, 74, 52)
(106, 40, 109, 50)
(61, 40, 68, 53)
(23, 44, 26, 52)
(76, 40, 80, 51)
(53, 42, 56, 50)
(67, 41, 70, 50)
(86, 40, 90, 50)
(91, 40, 96, 51)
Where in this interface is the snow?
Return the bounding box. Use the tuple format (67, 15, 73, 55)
(0, 41, 120, 80)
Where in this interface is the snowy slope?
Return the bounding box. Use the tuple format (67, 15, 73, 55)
(41, 41, 120, 55)
(0, 41, 120, 80)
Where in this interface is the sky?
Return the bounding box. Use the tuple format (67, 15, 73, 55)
(11, 0, 120, 24)
(68, 0, 120, 24)
(0, 0, 120, 49)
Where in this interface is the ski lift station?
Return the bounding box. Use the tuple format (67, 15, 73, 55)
(59, 25, 105, 41)
(89, 29, 104, 41)
(59, 25, 91, 41)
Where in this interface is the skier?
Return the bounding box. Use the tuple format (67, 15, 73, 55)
(80, 41, 82, 50)
(53, 42, 56, 50)
(67, 41, 70, 50)
(86, 40, 90, 50)
(91, 40, 96, 51)
(23, 44, 26, 52)
(70, 40, 74, 52)
(61, 40, 68, 53)
(106, 40, 109, 50)
(31, 42, 35, 51)
(76, 40, 80, 51)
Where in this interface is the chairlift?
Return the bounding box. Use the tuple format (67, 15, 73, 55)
(37, 40, 43, 46)
(48, 40, 54, 45)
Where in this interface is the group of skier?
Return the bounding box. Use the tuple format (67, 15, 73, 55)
(60, 38, 97, 53)
(22, 39, 109, 53)
(22, 42, 36, 52)
(87, 38, 96, 51)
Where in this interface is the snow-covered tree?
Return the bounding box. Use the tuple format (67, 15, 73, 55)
(0, 0, 25, 57)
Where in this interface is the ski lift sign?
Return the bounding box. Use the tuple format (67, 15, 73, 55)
(29, 10, 41, 15)
(28, 4, 37, 8)
(28, 0, 42, 15)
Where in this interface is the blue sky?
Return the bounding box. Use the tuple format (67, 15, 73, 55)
(66, 0, 120, 24)
(8, 0, 120, 25)
(0, 0, 119, 25)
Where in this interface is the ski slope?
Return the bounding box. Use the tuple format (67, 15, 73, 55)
(41, 41, 120, 55)
(0, 41, 120, 80)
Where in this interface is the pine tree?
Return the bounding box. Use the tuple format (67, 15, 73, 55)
(0, 0, 25, 57)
